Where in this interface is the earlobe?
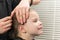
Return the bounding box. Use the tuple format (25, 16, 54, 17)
(19, 25, 26, 33)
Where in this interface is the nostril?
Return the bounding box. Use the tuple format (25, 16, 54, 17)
(38, 21, 43, 26)
(40, 24, 42, 26)
(40, 22, 42, 25)
(39, 22, 42, 25)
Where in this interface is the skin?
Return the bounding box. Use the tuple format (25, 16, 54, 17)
(0, 16, 12, 34)
(18, 10, 43, 40)
(0, 0, 40, 34)
(11, 0, 40, 24)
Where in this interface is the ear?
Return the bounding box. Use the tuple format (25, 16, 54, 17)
(18, 25, 26, 33)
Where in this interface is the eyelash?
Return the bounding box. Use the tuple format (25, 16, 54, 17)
(33, 19, 37, 22)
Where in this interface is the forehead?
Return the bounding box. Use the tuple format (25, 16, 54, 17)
(29, 10, 39, 20)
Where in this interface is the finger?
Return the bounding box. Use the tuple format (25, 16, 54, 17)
(11, 9, 15, 17)
(19, 8, 23, 24)
(3, 23, 12, 29)
(3, 27, 11, 33)
(0, 16, 11, 22)
(25, 8, 30, 19)
(22, 8, 26, 23)
(15, 10, 21, 23)
(0, 20, 12, 27)
(3, 20, 12, 26)
(15, 10, 23, 24)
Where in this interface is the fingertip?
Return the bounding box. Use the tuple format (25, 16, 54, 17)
(21, 19, 23, 24)
(11, 11, 14, 17)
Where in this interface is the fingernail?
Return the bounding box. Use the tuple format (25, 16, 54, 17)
(21, 22, 23, 24)
(24, 19, 25, 23)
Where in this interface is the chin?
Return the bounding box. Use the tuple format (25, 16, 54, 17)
(37, 31, 43, 35)
(32, 31, 43, 36)
(38, 29, 43, 34)
(34, 32, 43, 36)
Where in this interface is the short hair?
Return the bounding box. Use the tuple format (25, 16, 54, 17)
(8, 14, 20, 39)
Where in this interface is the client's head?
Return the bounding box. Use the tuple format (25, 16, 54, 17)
(12, 10, 43, 40)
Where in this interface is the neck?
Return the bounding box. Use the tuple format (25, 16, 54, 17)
(18, 32, 34, 40)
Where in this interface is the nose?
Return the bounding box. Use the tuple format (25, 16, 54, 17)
(39, 21, 42, 26)
(37, 21, 43, 29)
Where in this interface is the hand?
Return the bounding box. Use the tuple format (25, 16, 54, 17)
(0, 16, 12, 34)
(11, 0, 30, 24)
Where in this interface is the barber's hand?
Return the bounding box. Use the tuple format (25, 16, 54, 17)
(0, 16, 12, 34)
(11, 0, 30, 24)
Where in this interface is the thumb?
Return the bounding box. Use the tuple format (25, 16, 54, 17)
(11, 10, 15, 18)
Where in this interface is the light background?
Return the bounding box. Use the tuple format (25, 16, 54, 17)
(31, 0, 60, 40)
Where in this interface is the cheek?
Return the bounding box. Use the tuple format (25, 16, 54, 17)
(27, 22, 38, 30)
(24, 22, 38, 33)
(29, 24, 38, 33)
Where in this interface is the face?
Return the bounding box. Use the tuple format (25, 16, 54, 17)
(23, 10, 43, 36)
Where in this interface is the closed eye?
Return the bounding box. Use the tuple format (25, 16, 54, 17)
(33, 18, 38, 22)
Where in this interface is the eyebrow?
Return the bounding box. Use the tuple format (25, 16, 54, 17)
(32, 17, 38, 20)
